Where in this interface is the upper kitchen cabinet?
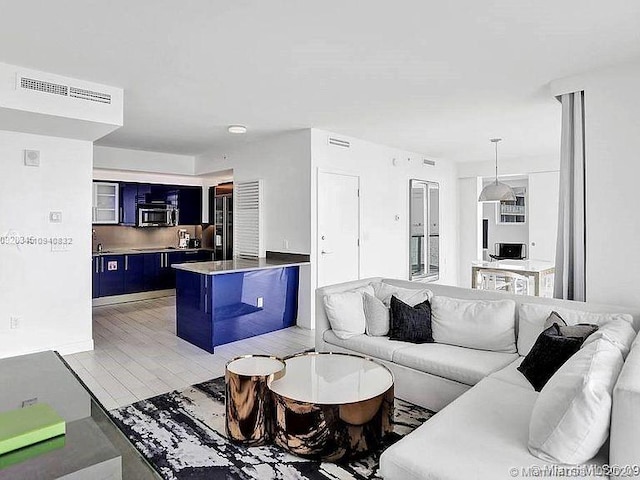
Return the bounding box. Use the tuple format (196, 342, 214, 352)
(92, 182, 120, 224)
(177, 187, 203, 225)
(119, 183, 138, 225)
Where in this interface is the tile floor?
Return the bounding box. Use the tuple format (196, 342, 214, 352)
(64, 296, 315, 410)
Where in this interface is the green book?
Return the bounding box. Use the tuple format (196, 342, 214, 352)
(0, 434, 65, 469)
(0, 403, 66, 456)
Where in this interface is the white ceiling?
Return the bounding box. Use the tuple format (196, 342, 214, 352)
(1, 1, 639, 162)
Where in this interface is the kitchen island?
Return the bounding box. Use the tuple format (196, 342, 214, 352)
(172, 257, 309, 353)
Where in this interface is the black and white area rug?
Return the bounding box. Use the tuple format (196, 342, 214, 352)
(110, 377, 433, 480)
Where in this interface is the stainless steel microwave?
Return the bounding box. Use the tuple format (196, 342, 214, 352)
(137, 205, 179, 227)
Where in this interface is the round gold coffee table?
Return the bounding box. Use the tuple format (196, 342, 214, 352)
(267, 352, 394, 461)
(225, 355, 286, 446)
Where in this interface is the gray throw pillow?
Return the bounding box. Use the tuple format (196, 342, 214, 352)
(543, 311, 599, 342)
(363, 293, 390, 336)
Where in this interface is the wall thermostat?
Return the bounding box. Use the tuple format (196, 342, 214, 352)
(24, 149, 40, 167)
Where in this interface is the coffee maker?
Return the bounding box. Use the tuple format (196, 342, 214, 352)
(178, 229, 190, 249)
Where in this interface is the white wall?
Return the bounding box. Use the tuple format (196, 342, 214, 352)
(0, 130, 93, 358)
(458, 177, 483, 288)
(94, 145, 195, 176)
(550, 60, 640, 309)
(195, 130, 312, 255)
(311, 129, 459, 287)
(196, 130, 313, 327)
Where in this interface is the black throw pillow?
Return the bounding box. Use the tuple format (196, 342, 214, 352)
(389, 295, 433, 344)
(517, 321, 597, 391)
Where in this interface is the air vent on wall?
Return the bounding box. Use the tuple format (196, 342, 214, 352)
(328, 137, 350, 148)
(69, 87, 112, 104)
(20, 77, 68, 97)
(423, 158, 436, 166)
(18, 75, 112, 105)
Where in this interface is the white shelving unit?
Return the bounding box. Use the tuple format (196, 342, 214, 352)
(496, 187, 526, 224)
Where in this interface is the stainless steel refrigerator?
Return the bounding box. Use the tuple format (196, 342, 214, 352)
(211, 183, 233, 260)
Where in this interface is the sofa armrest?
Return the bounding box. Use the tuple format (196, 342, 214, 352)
(314, 277, 383, 352)
(610, 335, 640, 479)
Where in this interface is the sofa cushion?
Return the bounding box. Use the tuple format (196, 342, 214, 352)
(323, 285, 373, 339)
(371, 281, 432, 307)
(389, 296, 433, 344)
(431, 296, 517, 353)
(363, 293, 390, 336)
(489, 357, 534, 391)
(529, 339, 624, 465)
(517, 324, 584, 392)
(322, 330, 409, 362)
(392, 343, 518, 386)
(517, 303, 635, 357)
(380, 376, 608, 480)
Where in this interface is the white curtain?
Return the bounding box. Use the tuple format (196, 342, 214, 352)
(554, 91, 586, 301)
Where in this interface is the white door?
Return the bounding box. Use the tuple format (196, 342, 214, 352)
(317, 172, 360, 287)
(528, 171, 560, 262)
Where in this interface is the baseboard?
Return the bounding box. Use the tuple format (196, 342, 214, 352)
(55, 339, 95, 355)
(92, 290, 175, 306)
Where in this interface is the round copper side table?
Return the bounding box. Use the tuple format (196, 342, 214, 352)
(267, 352, 394, 461)
(225, 355, 286, 446)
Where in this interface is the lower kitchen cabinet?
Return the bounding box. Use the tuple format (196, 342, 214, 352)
(99, 255, 126, 297)
(123, 253, 146, 293)
(93, 250, 213, 299)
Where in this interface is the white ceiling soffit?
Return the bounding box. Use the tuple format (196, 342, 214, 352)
(0, 1, 639, 160)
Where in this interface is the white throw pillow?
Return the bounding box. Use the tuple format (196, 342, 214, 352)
(517, 303, 635, 357)
(528, 339, 624, 464)
(363, 293, 390, 336)
(323, 285, 374, 340)
(371, 282, 432, 307)
(431, 296, 517, 353)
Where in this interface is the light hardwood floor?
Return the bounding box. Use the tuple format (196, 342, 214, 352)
(64, 296, 315, 411)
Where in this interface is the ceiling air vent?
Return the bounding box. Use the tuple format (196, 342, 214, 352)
(423, 158, 436, 166)
(69, 86, 111, 104)
(20, 77, 68, 97)
(328, 137, 350, 148)
(17, 74, 111, 105)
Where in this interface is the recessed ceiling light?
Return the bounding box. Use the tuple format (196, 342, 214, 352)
(228, 125, 247, 134)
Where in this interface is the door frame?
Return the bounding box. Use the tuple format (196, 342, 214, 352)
(316, 168, 362, 287)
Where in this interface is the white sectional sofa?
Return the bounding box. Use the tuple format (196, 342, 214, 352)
(315, 278, 640, 480)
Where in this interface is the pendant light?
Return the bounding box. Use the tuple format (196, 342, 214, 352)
(478, 138, 516, 202)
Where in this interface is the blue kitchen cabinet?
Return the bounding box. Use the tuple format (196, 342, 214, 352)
(119, 183, 138, 225)
(124, 254, 146, 293)
(177, 187, 203, 225)
(92, 257, 101, 298)
(99, 255, 125, 297)
(148, 252, 176, 290)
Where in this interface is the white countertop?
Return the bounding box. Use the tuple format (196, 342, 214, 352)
(171, 257, 310, 275)
(472, 259, 555, 273)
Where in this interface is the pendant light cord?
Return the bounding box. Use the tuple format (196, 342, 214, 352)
(495, 141, 499, 185)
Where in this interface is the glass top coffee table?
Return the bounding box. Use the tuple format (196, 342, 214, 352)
(268, 352, 394, 461)
(0, 351, 159, 479)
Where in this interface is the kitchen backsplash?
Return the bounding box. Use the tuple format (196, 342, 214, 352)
(93, 225, 205, 251)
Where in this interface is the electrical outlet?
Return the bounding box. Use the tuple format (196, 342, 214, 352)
(10, 316, 20, 329)
(22, 398, 38, 408)
(257, 297, 264, 308)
